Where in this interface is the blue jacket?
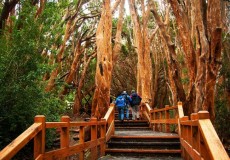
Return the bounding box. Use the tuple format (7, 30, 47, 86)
(115, 94, 132, 107)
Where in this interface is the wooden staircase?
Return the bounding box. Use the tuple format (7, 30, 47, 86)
(105, 118, 182, 158)
(1, 103, 229, 160)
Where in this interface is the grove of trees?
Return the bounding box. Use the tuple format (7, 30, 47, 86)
(0, 0, 229, 158)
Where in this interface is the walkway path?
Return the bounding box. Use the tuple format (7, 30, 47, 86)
(100, 120, 183, 160)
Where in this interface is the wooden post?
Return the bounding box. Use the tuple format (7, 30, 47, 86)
(61, 116, 70, 148)
(180, 116, 188, 159)
(198, 111, 210, 119)
(177, 102, 183, 137)
(79, 126, 85, 160)
(34, 115, 46, 159)
(165, 105, 170, 132)
(159, 112, 162, 132)
(153, 111, 156, 131)
(100, 119, 106, 157)
(91, 118, 97, 160)
(191, 113, 200, 154)
(177, 101, 184, 118)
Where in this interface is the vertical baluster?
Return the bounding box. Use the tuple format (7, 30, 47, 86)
(34, 115, 46, 159)
(165, 105, 170, 132)
(61, 116, 70, 160)
(159, 111, 162, 132)
(180, 116, 188, 159)
(91, 118, 97, 160)
(79, 125, 85, 160)
(153, 110, 157, 131)
(100, 119, 106, 157)
(150, 110, 154, 129)
(191, 113, 199, 156)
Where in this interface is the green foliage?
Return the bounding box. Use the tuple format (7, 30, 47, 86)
(215, 100, 230, 141)
(0, 1, 65, 151)
(181, 77, 189, 85)
(214, 36, 230, 144)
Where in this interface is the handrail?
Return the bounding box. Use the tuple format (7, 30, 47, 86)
(0, 104, 116, 160)
(0, 123, 42, 160)
(103, 104, 115, 142)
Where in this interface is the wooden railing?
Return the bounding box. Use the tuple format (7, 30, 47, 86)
(179, 111, 229, 160)
(0, 104, 116, 160)
(141, 102, 229, 160)
(140, 103, 179, 132)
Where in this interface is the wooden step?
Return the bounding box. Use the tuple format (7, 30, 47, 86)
(115, 126, 151, 130)
(106, 134, 181, 157)
(105, 148, 181, 157)
(106, 148, 181, 153)
(115, 120, 149, 128)
(107, 141, 181, 149)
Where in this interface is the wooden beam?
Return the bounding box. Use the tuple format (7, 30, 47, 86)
(0, 123, 42, 160)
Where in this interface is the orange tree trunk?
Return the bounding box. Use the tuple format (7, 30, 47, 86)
(91, 0, 112, 119)
(129, 0, 152, 103)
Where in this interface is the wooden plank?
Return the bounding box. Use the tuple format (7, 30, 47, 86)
(180, 139, 202, 160)
(143, 110, 150, 122)
(177, 102, 184, 118)
(100, 119, 106, 157)
(106, 120, 114, 142)
(0, 123, 42, 160)
(198, 119, 229, 160)
(151, 119, 177, 124)
(111, 135, 180, 139)
(106, 148, 181, 153)
(153, 106, 178, 112)
(180, 120, 198, 126)
(145, 103, 152, 113)
(103, 106, 114, 121)
(90, 118, 97, 160)
(165, 106, 170, 132)
(34, 116, 45, 159)
(79, 126, 85, 160)
(46, 122, 68, 128)
(42, 138, 105, 159)
(60, 116, 70, 149)
(70, 121, 99, 127)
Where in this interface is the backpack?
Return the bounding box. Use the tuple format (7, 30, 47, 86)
(116, 95, 126, 107)
(131, 94, 141, 106)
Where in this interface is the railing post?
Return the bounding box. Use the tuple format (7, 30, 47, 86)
(34, 115, 46, 159)
(79, 126, 85, 160)
(177, 102, 184, 118)
(180, 116, 189, 160)
(165, 105, 170, 132)
(153, 109, 159, 131)
(100, 118, 106, 157)
(191, 113, 200, 154)
(177, 102, 183, 137)
(91, 118, 97, 160)
(159, 111, 162, 132)
(61, 116, 70, 148)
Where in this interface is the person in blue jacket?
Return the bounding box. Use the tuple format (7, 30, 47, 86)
(115, 91, 132, 122)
